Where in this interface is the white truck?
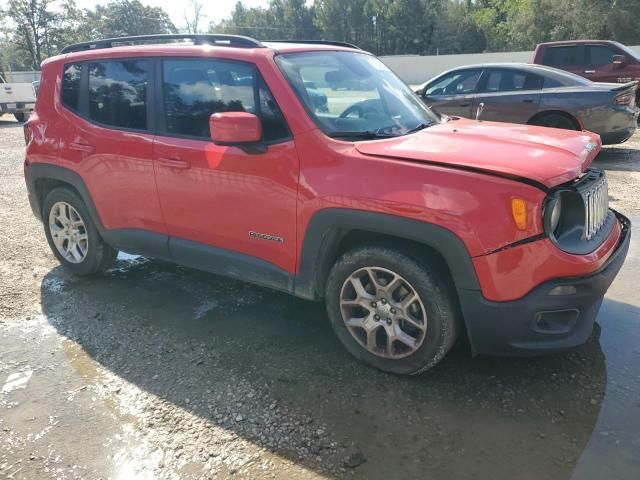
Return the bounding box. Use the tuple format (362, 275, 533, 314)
(0, 74, 37, 122)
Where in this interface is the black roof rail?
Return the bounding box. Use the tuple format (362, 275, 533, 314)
(264, 40, 361, 50)
(60, 34, 264, 54)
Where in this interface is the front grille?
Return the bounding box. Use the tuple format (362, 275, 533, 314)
(581, 174, 609, 241)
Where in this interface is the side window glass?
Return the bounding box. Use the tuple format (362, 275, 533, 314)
(543, 46, 582, 66)
(523, 74, 543, 90)
(62, 63, 82, 111)
(485, 71, 501, 92)
(258, 78, 290, 141)
(426, 70, 481, 96)
(162, 59, 289, 142)
(88, 60, 149, 130)
(484, 70, 539, 92)
(163, 59, 256, 138)
(588, 46, 616, 65)
(543, 77, 564, 89)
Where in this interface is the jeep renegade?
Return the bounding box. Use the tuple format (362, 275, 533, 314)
(24, 34, 631, 375)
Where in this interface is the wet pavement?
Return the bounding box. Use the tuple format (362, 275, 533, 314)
(1, 118, 640, 479)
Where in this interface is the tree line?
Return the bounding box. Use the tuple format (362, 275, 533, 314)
(2, 0, 639, 72)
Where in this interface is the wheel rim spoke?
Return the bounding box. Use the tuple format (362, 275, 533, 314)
(340, 266, 427, 360)
(48, 202, 89, 264)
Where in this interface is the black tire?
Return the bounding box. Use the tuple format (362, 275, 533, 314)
(529, 113, 578, 131)
(325, 245, 461, 375)
(43, 188, 118, 275)
(14, 112, 26, 123)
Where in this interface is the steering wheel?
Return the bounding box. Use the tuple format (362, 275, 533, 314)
(339, 99, 383, 119)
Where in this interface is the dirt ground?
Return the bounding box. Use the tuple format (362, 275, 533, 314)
(1, 117, 639, 480)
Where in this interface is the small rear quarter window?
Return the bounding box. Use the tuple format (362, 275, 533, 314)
(62, 64, 82, 111)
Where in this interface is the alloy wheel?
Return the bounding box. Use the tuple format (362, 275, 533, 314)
(339, 267, 427, 359)
(48, 201, 89, 264)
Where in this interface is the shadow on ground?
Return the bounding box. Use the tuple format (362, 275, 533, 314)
(596, 146, 640, 172)
(38, 255, 617, 479)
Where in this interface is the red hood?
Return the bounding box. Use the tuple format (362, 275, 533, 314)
(355, 119, 601, 188)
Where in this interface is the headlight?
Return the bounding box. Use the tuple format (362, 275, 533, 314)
(543, 190, 584, 248)
(543, 169, 612, 254)
(546, 195, 562, 235)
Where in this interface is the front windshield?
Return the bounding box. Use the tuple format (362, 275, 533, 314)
(616, 42, 640, 61)
(275, 51, 440, 139)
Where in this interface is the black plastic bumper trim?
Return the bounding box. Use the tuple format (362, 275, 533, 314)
(459, 211, 631, 356)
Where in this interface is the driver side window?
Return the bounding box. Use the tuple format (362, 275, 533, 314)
(425, 69, 483, 96)
(161, 58, 289, 142)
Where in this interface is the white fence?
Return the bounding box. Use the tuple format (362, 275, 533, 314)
(381, 46, 640, 85)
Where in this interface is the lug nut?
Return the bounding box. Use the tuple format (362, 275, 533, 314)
(371, 302, 377, 308)
(390, 308, 396, 314)
(374, 314, 381, 321)
(386, 318, 392, 325)
(381, 298, 387, 304)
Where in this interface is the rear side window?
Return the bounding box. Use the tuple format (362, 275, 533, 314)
(88, 60, 149, 130)
(162, 58, 289, 142)
(62, 64, 82, 111)
(543, 77, 565, 89)
(543, 46, 584, 66)
(483, 70, 542, 92)
(587, 45, 616, 65)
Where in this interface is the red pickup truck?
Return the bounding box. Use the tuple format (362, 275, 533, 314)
(533, 40, 640, 102)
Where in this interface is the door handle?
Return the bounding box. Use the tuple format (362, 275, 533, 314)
(523, 98, 535, 103)
(584, 70, 596, 74)
(69, 142, 94, 153)
(158, 156, 191, 169)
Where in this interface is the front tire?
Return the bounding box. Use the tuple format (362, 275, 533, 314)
(325, 245, 461, 375)
(43, 188, 118, 275)
(14, 112, 26, 123)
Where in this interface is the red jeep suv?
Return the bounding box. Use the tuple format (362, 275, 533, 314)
(24, 35, 631, 375)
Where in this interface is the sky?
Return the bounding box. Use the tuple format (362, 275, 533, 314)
(73, 0, 268, 28)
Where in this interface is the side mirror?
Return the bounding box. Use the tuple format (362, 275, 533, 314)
(210, 112, 261, 145)
(612, 54, 626, 66)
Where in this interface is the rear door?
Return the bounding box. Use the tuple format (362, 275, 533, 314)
(540, 44, 586, 78)
(56, 59, 166, 252)
(472, 68, 542, 124)
(420, 69, 483, 118)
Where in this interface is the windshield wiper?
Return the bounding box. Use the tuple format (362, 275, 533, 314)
(327, 131, 397, 140)
(404, 122, 434, 135)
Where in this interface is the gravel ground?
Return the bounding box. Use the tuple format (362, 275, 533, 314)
(1, 117, 639, 480)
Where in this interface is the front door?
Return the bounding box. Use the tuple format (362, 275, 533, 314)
(584, 44, 627, 83)
(152, 58, 299, 276)
(421, 68, 483, 118)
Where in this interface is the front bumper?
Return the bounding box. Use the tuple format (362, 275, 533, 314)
(0, 102, 35, 114)
(460, 211, 631, 356)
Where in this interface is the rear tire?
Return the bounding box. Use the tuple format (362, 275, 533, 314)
(43, 188, 118, 275)
(325, 245, 461, 375)
(530, 113, 579, 131)
(14, 112, 26, 123)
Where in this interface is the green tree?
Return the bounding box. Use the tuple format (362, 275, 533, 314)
(82, 0, 176, 39)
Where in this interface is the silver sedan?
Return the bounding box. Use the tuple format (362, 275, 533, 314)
(417, 63, 639, 144)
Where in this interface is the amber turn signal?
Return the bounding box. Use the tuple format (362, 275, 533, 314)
(511, 198, 527, 230)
